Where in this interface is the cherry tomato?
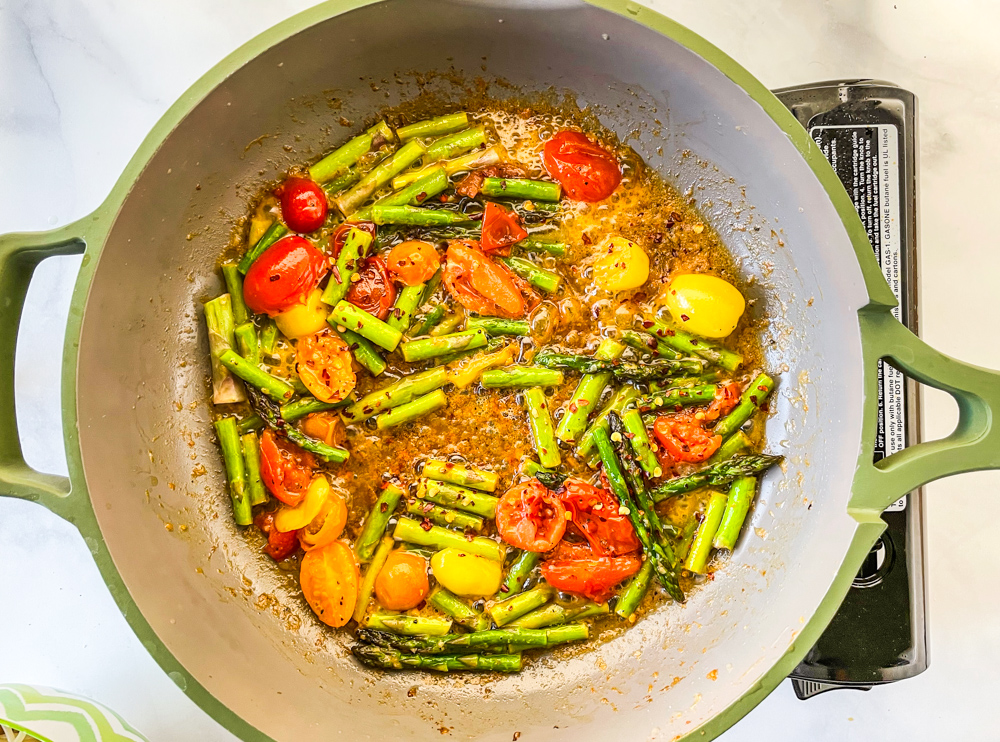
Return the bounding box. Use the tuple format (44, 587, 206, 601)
(386, 240, 441, 286)
(346, 255, 396, 320)
(243, 235, 328, 316)
(277, 177, 328, 233)
(254, 511, 300, 562)
(374, 551, 430, 611)
(480, 202, 527, 255)
(495, 478, 567, 552)
(259, 428, 316, 506)
(540, 542, 642, 602)
(559, 479, 639, 557)
(299, 540, 359, 627)
(296, 331, 356, 403)
(541, 130, 621, 202)
(653, 413, 722, 463)
(300, 411, 347, 448)
(443, 240, 529, 318)
(705, 382, 741, 421)
(299, 487, 348, 551)
(329, 221, 377, 258)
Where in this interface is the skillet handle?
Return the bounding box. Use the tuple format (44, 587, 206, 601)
(0, 222, 88, 520)
(849, 306, 1000, 515)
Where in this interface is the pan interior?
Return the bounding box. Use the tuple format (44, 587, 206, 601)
(75, 1, 868, 739)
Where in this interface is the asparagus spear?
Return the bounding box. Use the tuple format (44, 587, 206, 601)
(524, 387, 560, 469)
(575, 385, 640, 461)
(713, 476, 757, 551)
(500, 550, 541, 596)
(279, 395, 351, 422)
(393, 517, 505, 562)
(633, 383, 719, 414)
(643, 316, 743, 372)
(422, 460, 499, 492)
(480, 367, 564, 388)
(204, 295, 246, 404)
(244, 386, 350, 463)
(614, 559, 654, 621)
(481, 177, 562, 202)
(352, 645, 522, 673)
(516, 238, 567, 257)
(391, 145, 504, 190)
(713, 373, 775, 438)
(649, 454, 783, 503)
(355, 484, 405, 561)
(372, 204, 477, 227)
(365, 612, 454, 636)
(218, 349, 294, 401)
(357, 624, 587, 655)
(620, 328, 683, 360)
(309, 120, 394, 182)
(335, 139, 428, 215)
(508, 601, 609, 629)
(234, 322, 259, 365)
(237, 220, 288, 274)
(409, 304, 446, 337)
(321, 166, 361, 196)
(386, 284, 425, 333)
(426, 589, 491, 632)
(237, 414, 263, 434)
(445, 342, 516, 389)
(497, 256, 561, 293)
(321, 227, 374, 306)
(417, 479, 499, 518)
(259, 319, 279, 355)
(213, 417, 252, 525)
(240, 431, 268, 506)
(620, 406, 660, 477)
(424, 125, 486, 160)
(520, 461, 568, 490)
(684, 490, 729, 574)
(466, 316, 531, 337)
(405, 498, 485, 532)
(341, 367, 448, 422)
(533, 352, 707, 381)
(430, 312, 464, 337)
(609, 412, 678, 542)
(593, 426, 683, 602)
(400, 328, 487, 362)
(350, 166, 449, 221)
(397, 112, 469, 140)
(329, 301, 403, 352)
(555, 338, 624, 444)
(705, 429, 752, 465)
(221, 264, 249, 324)
(353, 535, 394, 622)
(376, 389, 447, 429)
(489, 584, 555, 626)
(336, 328, 387, 376)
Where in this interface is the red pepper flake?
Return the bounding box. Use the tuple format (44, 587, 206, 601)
(416, 191, 428, 203)
(750, 395, 758, 405)
(464, 531, 474, 541)
(500, 583, 510, 593)
(642, 320, 654, 329)
(758, 384, 769, 392)
(380, 502, 388, 513)
(331, 264, 342, 284)
(269, 273, 280, 282)
(680, 314, 690, 322)
(666, 329, 676, 337)
(568, 402, 578, 414)
(420, 518, 433, 532)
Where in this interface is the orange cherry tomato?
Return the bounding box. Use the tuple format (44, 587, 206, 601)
(254, 511, 300, 562)
(299, 540, 359, 627)
(296, 331, 356, 403)
(705, 382, 741, 421)
(541, 130, 621, 202)
(374, 551, 430, 611)
(346, 255, 396, 320)
(443, 240, 528, 318)
(540, 542, 642, 602)
(277, 177, 328, 233)
(386, 240, 441, 286)
(495, 479, 567, 552)
(243, 235, 328, 316)
(259, 428, 316, 506)
(653, 413, 722, 463)
(559, 478, 639, 557)
(480, 202, 527, 256)
(299, 489, 348, 551)
(300, 411, 347, 448)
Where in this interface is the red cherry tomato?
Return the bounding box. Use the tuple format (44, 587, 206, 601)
(480, 202, 527, 255)
(541, 130, 622, 202)
(259, 428, 317, 506)
(443, 240, 529, 318)
(254, 511, 300, 562)
(495, 478, 567, 552)
(540, 542, 641, 602)
(277, 177, 328, 233)
(243, 235, 328, 316)
(329, 221, 377, 258)
(559, 479, 639, 557)
(653, 413, 722, 463)
(705, 382, 741, 421)
(346, 255, 396, 320)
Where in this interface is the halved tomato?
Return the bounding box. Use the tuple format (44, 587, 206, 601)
(386, 240, 441, 286)
(346, 255, 396, 320)
(443, 240, 529, 318)
(296, 331, 356, 403)
(540, 541, 641, 602)
(254, 511, 300, 562)
(559, 479, 639, 557)
(705, 382, 741, 421)
(541, 130, 621, 202)
(299, 540, 359, 627)
(653, 413, 722, 463)
(480, 202, 527, 255)
(495, 478, 567, 552)
(259, 428, 316, 506)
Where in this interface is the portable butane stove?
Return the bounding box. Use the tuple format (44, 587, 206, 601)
(772, 80, 928, 699)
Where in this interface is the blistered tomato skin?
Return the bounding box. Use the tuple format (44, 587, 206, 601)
(663, 273, 746, 338)
(430, 548, 503, 598)
(243, 235, 328, 316)
(278, 177, 328, 233)
(592, 236, 649, 292)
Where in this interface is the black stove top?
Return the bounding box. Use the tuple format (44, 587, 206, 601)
(772, 81, 928, 699)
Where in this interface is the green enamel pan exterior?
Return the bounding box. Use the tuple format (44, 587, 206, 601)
(2, 1, 999, 740)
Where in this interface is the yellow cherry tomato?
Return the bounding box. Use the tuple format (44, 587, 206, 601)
(274, 474, 329, 533)
(274, 288, 329, 339)
(430, 548, 503, 598)
(663, 273, 746, 338)
(375, 551, 430, 611)
(298, 485, 348, 550)
(300, 540, 358, 627)
(591, 235, 649, 292)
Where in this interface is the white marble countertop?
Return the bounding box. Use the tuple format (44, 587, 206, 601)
(2, 1, 999, 739)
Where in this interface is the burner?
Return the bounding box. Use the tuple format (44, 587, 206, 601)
(772, 81, 928, 698)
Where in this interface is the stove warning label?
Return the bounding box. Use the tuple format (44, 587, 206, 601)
(811, 124, 907, 512)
